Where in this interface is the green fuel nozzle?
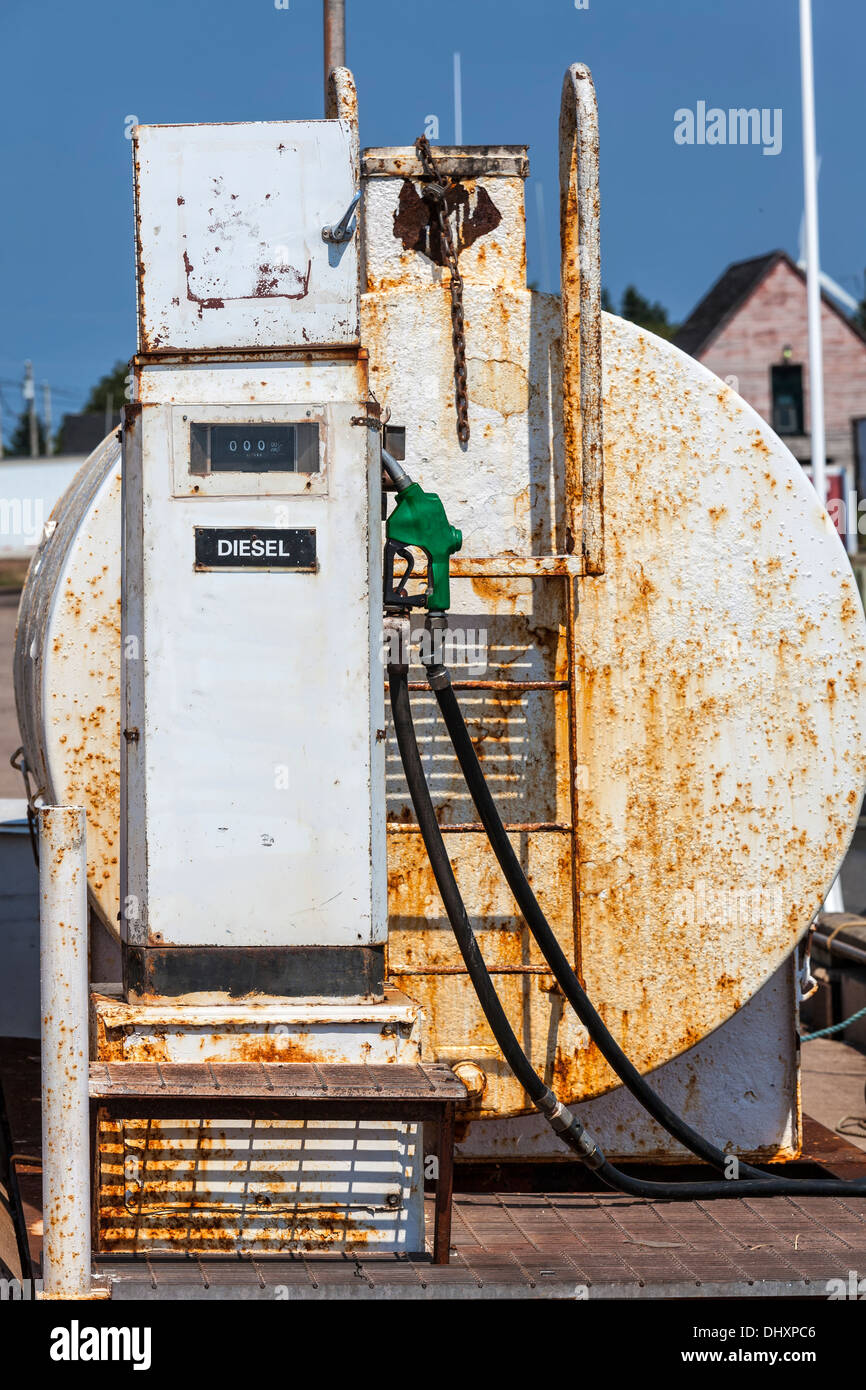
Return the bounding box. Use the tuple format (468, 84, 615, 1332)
(382, 449, 462, 614)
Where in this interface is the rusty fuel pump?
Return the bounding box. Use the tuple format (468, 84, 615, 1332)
(14, 43, 866, 1291)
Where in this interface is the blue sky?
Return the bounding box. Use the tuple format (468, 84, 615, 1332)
(1, 0, 863, 439)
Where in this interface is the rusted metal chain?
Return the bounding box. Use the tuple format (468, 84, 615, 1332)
(415, 135, 470, 446)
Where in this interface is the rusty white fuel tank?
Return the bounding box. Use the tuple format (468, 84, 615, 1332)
(14, 90, 866, 1153)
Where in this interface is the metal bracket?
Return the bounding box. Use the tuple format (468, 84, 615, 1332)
(384, 539, 430, 611)
(322, 190, 361, 244)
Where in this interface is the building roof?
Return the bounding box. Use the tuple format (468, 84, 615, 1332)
(673, 249, 866, 357)
(56, 411, 120, 456)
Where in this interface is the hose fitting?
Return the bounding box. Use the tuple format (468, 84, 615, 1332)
(423, 614, 452, 689)
(381, 447, 413, 493)
(383, 614, 411, 679)
(536, 1087, 605, 1169)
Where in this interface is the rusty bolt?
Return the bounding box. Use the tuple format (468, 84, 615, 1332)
(452, 1061, 487, 1099)
(540, 977, 564, 996)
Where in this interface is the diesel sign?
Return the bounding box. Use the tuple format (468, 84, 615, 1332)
(194, 527, 317, 571)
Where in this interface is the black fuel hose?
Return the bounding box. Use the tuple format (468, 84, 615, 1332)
(426, 656, 770, 1181)
(389, 657, 866, 1198)
(388, 662, 604, 1169)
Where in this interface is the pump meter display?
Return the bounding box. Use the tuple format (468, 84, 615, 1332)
(189, 421, 320, 475)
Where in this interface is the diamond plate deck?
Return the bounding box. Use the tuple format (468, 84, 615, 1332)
(98, 1184, 866, 1300)
(4, 1038, 866, 1298)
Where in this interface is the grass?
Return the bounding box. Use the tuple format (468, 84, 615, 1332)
(0, 561, 29, 593)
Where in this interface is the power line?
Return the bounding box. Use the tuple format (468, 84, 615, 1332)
(0, 377, 86, 400)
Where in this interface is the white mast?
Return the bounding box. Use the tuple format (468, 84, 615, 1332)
(799, 0, 827, 513)
(801, 0, 845, 912)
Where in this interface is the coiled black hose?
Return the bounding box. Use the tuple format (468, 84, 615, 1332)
(389, 655, 866, 1199)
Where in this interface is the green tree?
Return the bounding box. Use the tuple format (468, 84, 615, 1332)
(6, 408, 46, 457)
(83, 360, 130, 413)
(619, 285, 678, 339)
(601, 285, 678, 340)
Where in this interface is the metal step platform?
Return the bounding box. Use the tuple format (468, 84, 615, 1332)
(89, 1061, 466, 1264)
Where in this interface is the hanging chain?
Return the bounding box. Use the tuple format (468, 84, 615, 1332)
(415, 135, 470, 446)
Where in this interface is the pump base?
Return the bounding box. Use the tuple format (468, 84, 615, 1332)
(122, 943, 385, 1003)
(90, 986, 426, 1256)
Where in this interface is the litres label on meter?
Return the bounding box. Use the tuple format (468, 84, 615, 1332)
(194, 527, 317, 571)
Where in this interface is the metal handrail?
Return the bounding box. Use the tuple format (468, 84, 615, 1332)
(559, 63, 604, 576)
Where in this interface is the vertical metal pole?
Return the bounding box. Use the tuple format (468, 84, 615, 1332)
(40, 806, 92, 1299)
(534, 182, 551, 293)
(800, 2, 844, 913)
(42, 383, 52, 456)
(799, 0, 826, 511)
(24, 361, 38, 459)
(559, 63, 604, 575)
(453, 52, 463, 146)
(323, 0, 346, 104)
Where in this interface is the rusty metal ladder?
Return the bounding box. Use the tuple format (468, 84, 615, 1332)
(388, 65, 605, 986)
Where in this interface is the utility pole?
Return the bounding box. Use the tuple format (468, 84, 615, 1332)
(43, 382, 52, 455)
(323, 0, 346, 102)
(24, 361, 38, 459)
(105, 392, 114, 440)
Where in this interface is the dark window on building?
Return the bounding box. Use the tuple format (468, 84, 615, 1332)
(855, 418, 866, 502)
(771, 364, 804, 435)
